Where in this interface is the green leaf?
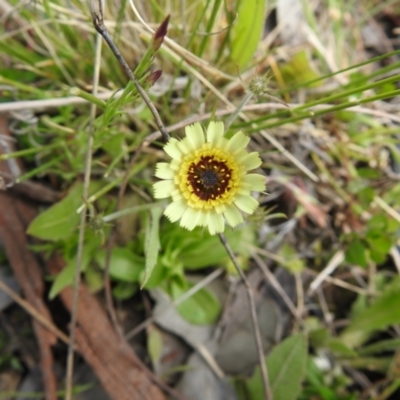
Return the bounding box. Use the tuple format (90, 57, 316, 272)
(147, 327, 163, 365)
(27, 181, 101, 241)
(246, 333, 308, 400)
(169, 280, 221, 325)
(326, 338, 357, 358)
(344, 356, 392, 373)
(230, 0, 265, 68)
(49, 259, 75, 299)
(367, 235, 392, 264)
(112, 282, 138, 300)
(309, 327, 329, 349)
(49, 235, 102, 299)
(96, 247, 143, 283)
(178, 225, 254, 269)
(359, 338, 400, 356)
(84, 265, 104, 293)
(279, 50, 320, 88)
(101, 133, 126, 159)
(141, 207, 162, 289)
(345, 239, 367, 268)
(279, 243, 305, 273)
(341, 279, 400, 347)
(27, 183, 83, 241)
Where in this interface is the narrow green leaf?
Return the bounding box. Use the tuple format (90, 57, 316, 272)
(230, 0, 266, 68)
(359, 338, 400, 356)
(246, 333, 308, 400)
(141, 207, 162, 289)
(96, 247, 143, 283)
(147, 327, 163, 365)
(344, 356, 392, 373)
(326, 338, 357, 358)
(49, 260, 75, 299)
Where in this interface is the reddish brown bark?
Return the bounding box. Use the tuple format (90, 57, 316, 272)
(48, 255, 165, 400)
(0, 116, 58, 400)
(0, 193, 58, 400)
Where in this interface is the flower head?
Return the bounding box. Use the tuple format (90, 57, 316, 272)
(153, 121, 265, 235)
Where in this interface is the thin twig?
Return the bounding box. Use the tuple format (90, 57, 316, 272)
(307, 250, 344, 295)
(90, 0, 170, 142)
(316, 288, 333, 326)
(390, 246, 400, 276)
(103, 232, 123, 337)
(252, 251, 302, 322)
(0, 278, 70, 345)
(64, 19, 102, 400)
(294, 272, 304, 320)
(218, 233, 273, 400)
(374, 195, 400, 224)
(322, 275, 370, 296)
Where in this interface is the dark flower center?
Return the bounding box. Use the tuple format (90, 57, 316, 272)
(199, 170, 218, 187)
(187, 156, 232, 201)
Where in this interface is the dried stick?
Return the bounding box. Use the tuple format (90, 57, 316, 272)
(218, 233, 273, 400)
(64, 19, 102, 400)
(90, 0, 170, 142)
(0, 278, 70, 345)
(252, 251, 301, 322)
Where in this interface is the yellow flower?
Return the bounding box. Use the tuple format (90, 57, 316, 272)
(153, 121, 265, 235)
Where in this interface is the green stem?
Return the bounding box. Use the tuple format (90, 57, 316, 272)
(0, 142, 65, 161)
(15, 157, 62, 183)
(239, 74, 400, 129)
(247, 87, 400, 132)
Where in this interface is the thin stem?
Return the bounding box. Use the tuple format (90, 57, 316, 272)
(64, 19, 102, 400)
(90, 0, 170, 142)
(218, 233, 273, 400)
(0, 279, 70, 345)
(224, 91, 253, 131)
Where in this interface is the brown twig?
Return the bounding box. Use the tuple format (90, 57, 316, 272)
(103, 231, 123, 337)
(90, 0, 170, 143)
(252, 251, 302, 322)
(0, 279, 70, 345)
(218, 233, 273, 400)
